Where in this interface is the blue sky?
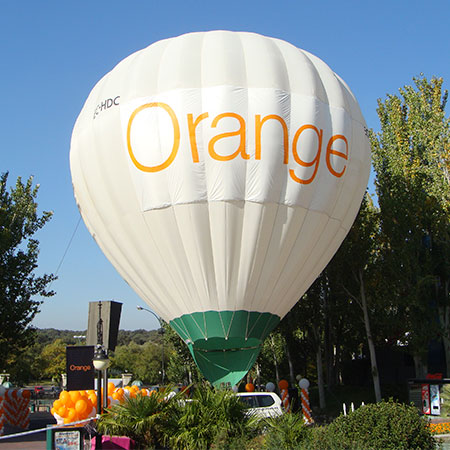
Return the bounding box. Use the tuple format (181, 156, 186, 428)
(1, 1, 449, 331)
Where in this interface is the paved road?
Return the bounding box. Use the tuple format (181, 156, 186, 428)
(0, 412, 55, 449)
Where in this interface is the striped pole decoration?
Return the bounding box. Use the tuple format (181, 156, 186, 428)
(278, 379, 290, 413)
(0, 393, 4, 436)
(299, 378, 313, 424)
(2, 389, 30, 431)
(301, 388, 313, 423)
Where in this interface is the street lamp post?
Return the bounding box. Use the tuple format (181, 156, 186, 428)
(136, 306, 165, 385)
(92, 302, 110, 450)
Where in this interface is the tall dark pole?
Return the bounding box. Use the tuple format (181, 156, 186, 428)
(96, 301, 103, 450)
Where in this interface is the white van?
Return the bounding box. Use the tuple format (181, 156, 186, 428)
(236, 392, 284, 418)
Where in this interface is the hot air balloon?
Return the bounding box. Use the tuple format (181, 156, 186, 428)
(70, 31, 371, 387)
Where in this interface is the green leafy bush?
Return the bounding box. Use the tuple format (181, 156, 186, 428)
(313, 399, 437, 450)
(97, 389, 182, 449)
(168, 384, 258, 450)
(261, 411, 308, 449)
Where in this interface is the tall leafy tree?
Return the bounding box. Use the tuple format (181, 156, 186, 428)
(0, 172, 56, 370)
(370, 76, 450, 376)
(329, 193, 385, 401)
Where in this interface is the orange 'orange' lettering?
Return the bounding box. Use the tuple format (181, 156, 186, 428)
(255, 114, 289, 163)
(289, 124, 323, 184)
(326, 135, 348, 178)
(187, 112, 209, 163)
(127, 102, 180, 172)
(208, 113, 249, 161)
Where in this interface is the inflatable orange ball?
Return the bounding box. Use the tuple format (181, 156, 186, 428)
(69, 391, 81, 404)
(108, 382, 116, 395)
(75, 399, 88, 415)
(58, 405, 68, 418)
(278, 379, 289, 390)
(60, 391, 70, 403)
(245, 383, 255, 392)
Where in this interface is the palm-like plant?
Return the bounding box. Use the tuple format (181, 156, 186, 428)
(262, 412, 308, 449)
(168, 384, 259, 450)
(97, 389, 182, 449)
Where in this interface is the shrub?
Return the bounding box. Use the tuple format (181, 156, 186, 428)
(315, 399, 437, 450)
(97, 389, 182, 449)
(261, 412, 309, 449)
(168, 384, 258, 450)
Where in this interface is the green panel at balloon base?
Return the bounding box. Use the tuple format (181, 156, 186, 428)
(170, 310, 280, 387)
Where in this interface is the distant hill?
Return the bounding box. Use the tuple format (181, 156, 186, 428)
(35, 328, 162, 347)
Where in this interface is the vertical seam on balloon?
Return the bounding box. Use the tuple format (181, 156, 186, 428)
(271, 212, 332, 317)
(225, 201, 229, 310)
(218, 311, 226, 339)
(188, 202, 210, 313)
(244, 348, 258, 373)
(171, 319, 191, 342)
(246, 202, 281, 312)
(203, 311, 207, 340)
(239, 31, 250, 316)
(167, 210, 208, 338)
(140, 209, 195, 321)
(201, 32, 221, 314)
(257, 207, 306, 313)
(274, 37, 292, 207)
(226, 310, 235, 339)
(188, 313, 208, 341)
(247, 312, 264, 337)
(179, 316, 195, 343)
(245, 311, 251, 340)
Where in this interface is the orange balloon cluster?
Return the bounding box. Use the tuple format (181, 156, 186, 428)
(52, 383, 157, 425)
(51, 389, 95, 425)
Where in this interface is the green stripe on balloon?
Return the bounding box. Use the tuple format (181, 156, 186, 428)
(170, 310, 280, 387)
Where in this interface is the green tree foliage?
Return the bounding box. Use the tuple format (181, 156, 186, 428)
(112, 342, 160, 384)
(38, 339, 67, 381)
(163, 322, 203, 385)
(370, 75, 450, 375)
(0, 172, 55, 371)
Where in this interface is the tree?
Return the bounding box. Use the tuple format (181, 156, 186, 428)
(370, 76, 450, 376)
(112, 342, 163, 384)
(0, 172, 55, 370)
(330, 194, 384, 402)
(39, 339, 67, 380)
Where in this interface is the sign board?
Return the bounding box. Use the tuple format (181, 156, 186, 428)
(66, 346, 95, 391)
(86, 301, 122, 351)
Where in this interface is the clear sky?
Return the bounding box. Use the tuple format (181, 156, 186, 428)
(1, 0, 449, 331)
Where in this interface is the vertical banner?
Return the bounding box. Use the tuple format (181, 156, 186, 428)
(421, 384, 431, 415)
(66, 346, 95, 391)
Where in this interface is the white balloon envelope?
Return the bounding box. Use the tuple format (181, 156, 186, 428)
(70, 31, 371, 386)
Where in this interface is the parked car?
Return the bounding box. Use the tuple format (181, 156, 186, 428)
(236, 392, 284, 418)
